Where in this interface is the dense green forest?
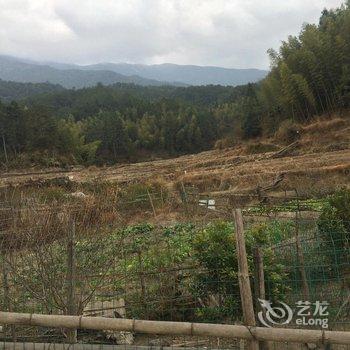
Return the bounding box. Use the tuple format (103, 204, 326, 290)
(0, 80, 64, 102)
(0, 82, 252, 166)
(1, 2, 349, 168)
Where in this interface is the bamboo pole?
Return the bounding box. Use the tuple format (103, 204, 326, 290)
(233, 209, 259, 350)
(66, 219, 77, 343)
(253, 247, 268, 350)
(0, 311, 348, 344)
(147, 190, 156, 217)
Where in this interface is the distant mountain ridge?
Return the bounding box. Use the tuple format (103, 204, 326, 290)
(82, 62, 268, 86)
(0, 55, 268, 88)
(0, 56, 174, 88)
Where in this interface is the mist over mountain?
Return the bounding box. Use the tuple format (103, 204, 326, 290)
(0, 56, 267, 88)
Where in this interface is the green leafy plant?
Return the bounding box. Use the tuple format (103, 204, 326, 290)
(317, 189, 350, 266)
(191, 221, 289, 322)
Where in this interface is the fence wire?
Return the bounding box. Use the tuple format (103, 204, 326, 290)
(0, 190, 349, 348)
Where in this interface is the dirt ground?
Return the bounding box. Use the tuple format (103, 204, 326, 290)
(1, 117, 349, 198)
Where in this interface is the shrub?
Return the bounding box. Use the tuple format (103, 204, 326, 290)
(275, 119, 300, 144)
(317, 189, 350, 265)
(214, 136, 236, 149)
(245, 142, 279, 155)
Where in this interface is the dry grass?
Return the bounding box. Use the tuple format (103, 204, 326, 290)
(242, 142, 279, 155)
(301, 117, 348, 134)
(1, 116, 349, 201)
(298, 116, 350, 153)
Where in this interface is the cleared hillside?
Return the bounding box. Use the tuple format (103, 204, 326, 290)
(1, 117, 349, 200)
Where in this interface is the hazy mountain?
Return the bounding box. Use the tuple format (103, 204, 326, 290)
(81, 62, 268, 86)
(0, 56, 174, 88)
(41, 60, 267, 86)
(0, 56, 267, 88)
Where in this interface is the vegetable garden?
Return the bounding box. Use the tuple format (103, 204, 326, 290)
(0, 186, 350, 349)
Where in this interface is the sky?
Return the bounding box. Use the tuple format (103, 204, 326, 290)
(0, 0, 345, 69)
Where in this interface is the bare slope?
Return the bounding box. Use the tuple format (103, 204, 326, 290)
(1, 117, 349, 197)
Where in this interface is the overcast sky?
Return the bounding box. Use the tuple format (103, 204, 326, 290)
(0, 0, 345, 69)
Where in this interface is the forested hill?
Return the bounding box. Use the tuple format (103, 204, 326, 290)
(24, 83, 247, 119)
(0, 80, 65, 101)
(0, 2, 349, 168)
(0, 82, 251, 166)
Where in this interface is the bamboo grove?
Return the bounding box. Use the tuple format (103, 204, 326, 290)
(259, 2, 350, 122)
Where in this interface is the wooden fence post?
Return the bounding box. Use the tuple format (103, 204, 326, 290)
(295, 211, 310, 300)
(233, 209, 259, 350)
(253, 247, 265, 302)
(1, 250, 16, 342)
(66, 219, 77, 344)
(253, 247, 268, 350)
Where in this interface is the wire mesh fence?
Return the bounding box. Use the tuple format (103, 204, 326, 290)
(267, 218, 350, 332)
(0, 186, 350, 349)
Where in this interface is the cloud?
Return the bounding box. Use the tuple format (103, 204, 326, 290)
(0, 0, 345, 69)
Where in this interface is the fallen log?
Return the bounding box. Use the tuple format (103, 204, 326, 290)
(270, 141, 299, 159)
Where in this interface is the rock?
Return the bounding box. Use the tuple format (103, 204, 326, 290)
(105, 330, 134, 344)
(70, 191, 87, 199)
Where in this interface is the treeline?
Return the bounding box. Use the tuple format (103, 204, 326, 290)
(24, 83, 246, 118)
(0, 79, 64, 102)
(0, 2, 349, 167)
